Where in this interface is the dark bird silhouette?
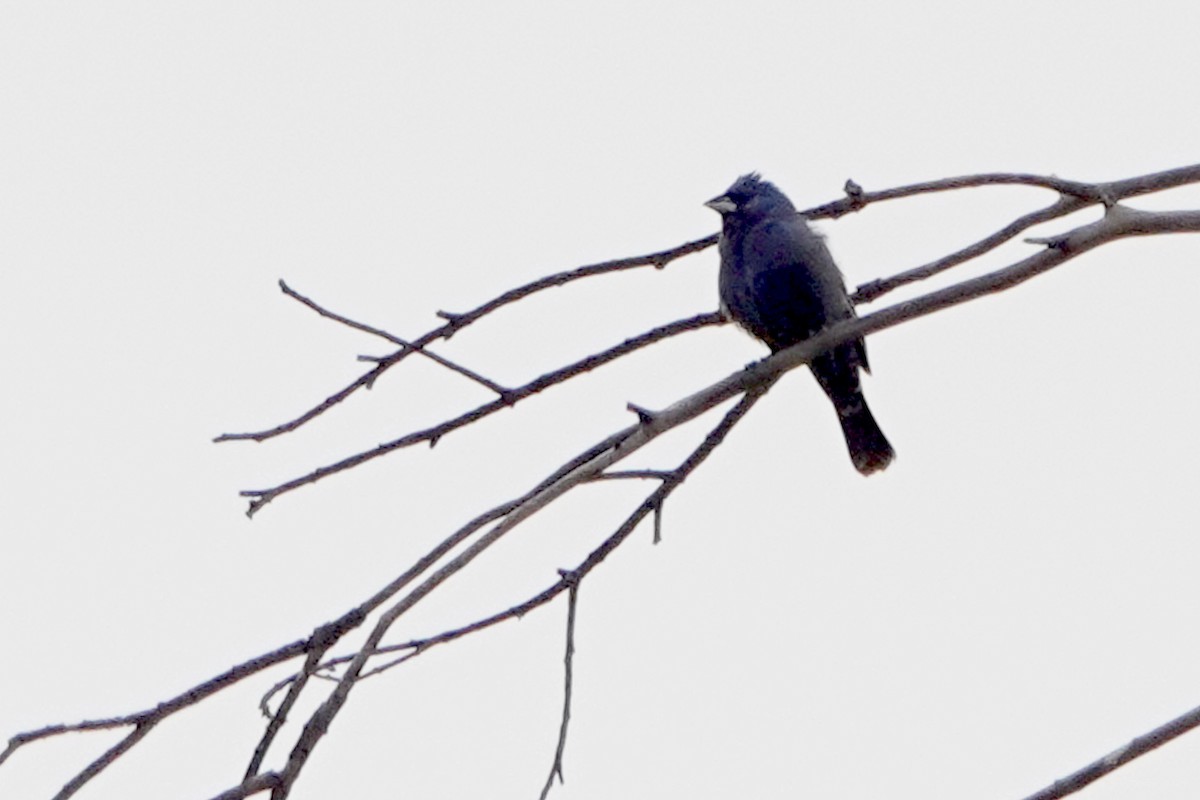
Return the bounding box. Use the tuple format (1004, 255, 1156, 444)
(706, 173, 894, 475)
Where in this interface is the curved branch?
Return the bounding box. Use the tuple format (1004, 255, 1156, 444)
(830, 162, 1200, 302)
(804, 171, 1099, 221)
(53, 722, 156, 800)
(805, 163, 1200, 221)
(241, 311, 723, 516)
(216, 235, 717, 443)
(851, 194, 1089, 303)
(268, 385, 771, 798)
(1, 639, 311, 789)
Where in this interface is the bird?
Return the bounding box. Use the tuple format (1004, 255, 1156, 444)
(705, 173, 894, 475)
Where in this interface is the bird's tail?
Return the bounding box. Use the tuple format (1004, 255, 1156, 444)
(836, 393, 895, 475)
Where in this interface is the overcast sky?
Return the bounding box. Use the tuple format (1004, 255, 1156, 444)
(4, 3, 1200, 799)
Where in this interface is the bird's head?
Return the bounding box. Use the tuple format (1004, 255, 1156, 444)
(704, 173, 796, 223)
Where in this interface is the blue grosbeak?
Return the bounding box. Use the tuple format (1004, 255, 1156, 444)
(706, 173, 894, 474)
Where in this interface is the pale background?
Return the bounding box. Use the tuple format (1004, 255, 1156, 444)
(3, 3, 1200, 799)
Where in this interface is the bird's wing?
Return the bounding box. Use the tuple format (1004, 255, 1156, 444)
(735, 215, 853, 349)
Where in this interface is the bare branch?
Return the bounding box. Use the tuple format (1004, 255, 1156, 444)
(1, 638, 312, 768)
(217, 163, 1200, 449)
(804, 171, 1101, 221)
(278, 279, 413, 347)
(834, 163, 1200, 303)
(539, 579, 579, 800)
(216, 235, 717, 443)
(805, 163, 1200, 221)
(15, 380, 756, 796)
(53, 722, 156, 800)
(244, 639, 332, 779)
(589, 469, 673, 482)
(10, 165, 1200, 800)
(278, 279, 514, 396)
(239, 311, 723, 516)
(265, 387, 770, 797)
(1017, 702, 1200, 800)
(432, 233, 718, 323)
(241, 197, 1200, 517)
(207, 772, 283, 800)
(779, 205, 1200, 379)
(851, 194, 1088, 303)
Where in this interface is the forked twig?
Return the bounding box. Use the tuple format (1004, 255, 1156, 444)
(540, 579, 579, 800)
(215, 235, 718, 444)
(238, 311, 723, 516)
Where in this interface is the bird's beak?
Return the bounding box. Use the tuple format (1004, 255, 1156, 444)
(704, 195, 737, 214)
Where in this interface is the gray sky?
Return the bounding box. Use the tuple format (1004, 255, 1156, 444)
(3, 3, 1200, 798)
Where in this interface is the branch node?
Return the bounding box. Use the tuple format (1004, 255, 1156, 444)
(307, 610, 367, 653)
(245, 496, 268, 519)
(853, 279, 886, 304)
(626, 402, 657, 425)
(435, 309, 466, 338)
(1025, 233, 1070, 249)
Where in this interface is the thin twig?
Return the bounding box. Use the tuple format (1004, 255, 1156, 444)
(244, 626, 343, 779)
(53, 722, 156, 800)
(216, 235, 717, 443)
(207, 772, 283, 800)
(851, 195, 1089, 303)
(0, 639, 312, 768)
(588, 469, 673, 481)
(804, 172, 1100, 222)
(540, 579, 580, 800)
(240, 312, 723, 516)
(250, 426, 700, 757)
(278, 280, 513, 396)
(266, 388, 770, 798)
(825, 164, 1200, 304)
(803, 163, 1200, 221)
